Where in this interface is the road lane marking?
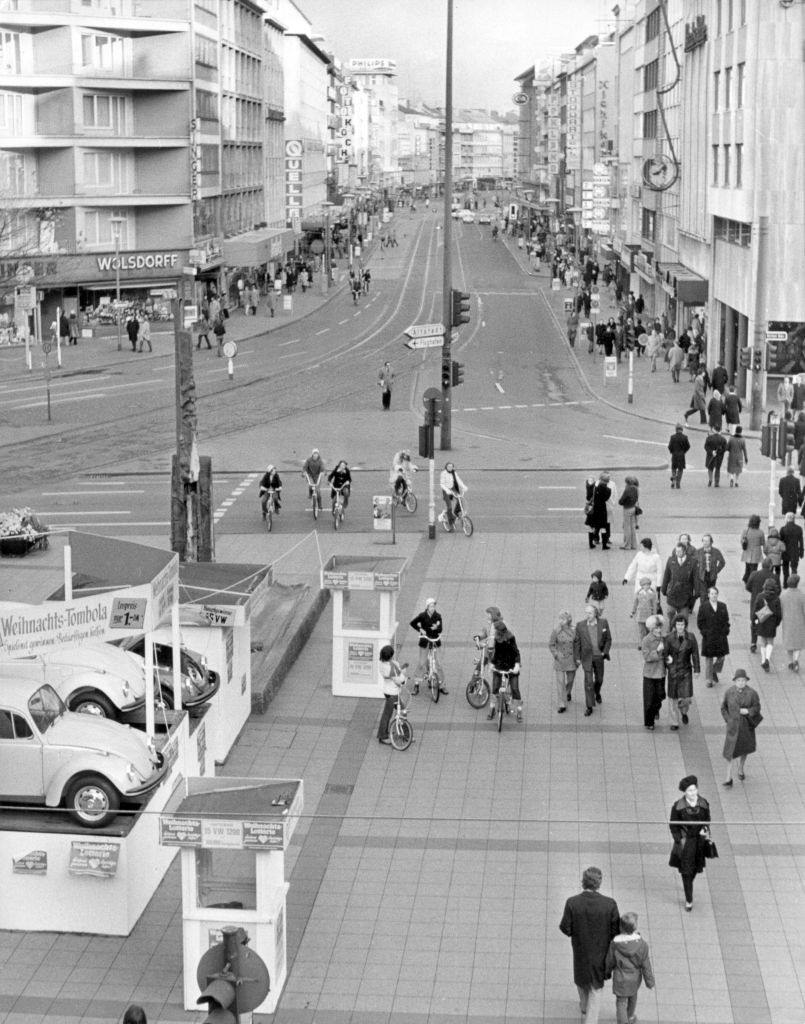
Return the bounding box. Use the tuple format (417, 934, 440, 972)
(315, 328, 329, 335)
(547, 507, 583, 511)
(499, 404, 511, 409)
(480, 406, 494, 410)
(515, 404, 528, 408)
(539, 486, 576, 490)
(338, 319, 350, 325)
(601, 434, 667, 446)
(278, 337, 301, 347)
(38, 510, 130, 516)
(353, 311, 361, 316)
(495, 382, 505, 393)
(41, 490, 145, 496)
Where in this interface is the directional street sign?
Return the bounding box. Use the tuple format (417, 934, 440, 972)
(404, 335, 444, 351)
(405, 322, 444, 339)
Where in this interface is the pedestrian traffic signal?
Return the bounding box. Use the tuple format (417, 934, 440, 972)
(450, 288, 471, 327)
(766, 338, 779, 371)
(778, 417, 796, 461)
(752, 347, 763, 373)
(418, 423, 434, 458)
(451, 360, 465, 387)
(441, 361, 451, 389)
(761, 423, 773, 458)
(739, 346, 752, 370)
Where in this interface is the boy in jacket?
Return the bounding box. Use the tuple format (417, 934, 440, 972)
(605, 912, 655, 1024)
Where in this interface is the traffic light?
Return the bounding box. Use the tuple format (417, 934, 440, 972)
(766, 339, 779, 372)
(739, 346, 751, 370)
(450, 288, 471, 327)
(778, 417, 796, 461)
(197, 927, 270, 1024)
(442, 361, 451, 389)
(451, 360, 465, 387)
(752, 347, 763, 373)
(418, 424, 434, 458)
(424, 397, 442, 426)
(761, 423, 774, 458)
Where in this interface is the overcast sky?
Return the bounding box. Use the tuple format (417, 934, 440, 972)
(300, 0, 609, 113)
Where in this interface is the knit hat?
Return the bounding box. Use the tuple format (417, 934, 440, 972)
(591, 570, 603, 580)
(678, 775, 698, 792)
(732, 668, 750, 681)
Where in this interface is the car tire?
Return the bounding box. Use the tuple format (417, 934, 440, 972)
(68, 691, 117, 719)
(65, 774, 121, 828)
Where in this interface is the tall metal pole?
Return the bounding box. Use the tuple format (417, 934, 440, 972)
(440, 0, 453, 450)
(114, 229, 122, 351)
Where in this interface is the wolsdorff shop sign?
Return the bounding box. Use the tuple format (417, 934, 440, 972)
(96, 252, 180, 271)
(0, 250, 189, 286)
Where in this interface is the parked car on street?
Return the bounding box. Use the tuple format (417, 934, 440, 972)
(459, 209, 476, 223)
(0, 666, 167, 828)
(114, 636, 220, 711)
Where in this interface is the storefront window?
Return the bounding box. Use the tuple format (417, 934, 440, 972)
(342, 589, 380, 631)
(196, 848, 256, 910)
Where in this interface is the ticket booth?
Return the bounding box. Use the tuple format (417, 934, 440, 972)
(320, 555, 406, 697)
(160, 776, 303, 1016)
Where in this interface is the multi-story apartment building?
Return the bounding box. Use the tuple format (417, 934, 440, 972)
(397, 102, 440, 191)
(0, 0, 194, 329)
(343, 58, 399, 190)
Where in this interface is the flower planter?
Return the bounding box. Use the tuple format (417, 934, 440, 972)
(0, 537, 33, 557)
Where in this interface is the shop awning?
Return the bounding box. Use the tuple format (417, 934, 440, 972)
(222, 227, 296, 268)
(657, 262, 708, 304)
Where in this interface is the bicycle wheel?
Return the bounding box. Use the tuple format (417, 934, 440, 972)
(332, 505, 341, 531)
(429, 670, 440, 703)
(497, 693, 505, 732)
(265, 510, 273, 532)
(389, 717, 413, 750)
(440, 513, 452, 533)
(404, 491, 417, 513)
(461, 513, 474, 537)
(466, 676, 490, 709)
(312, 496, 319, 520)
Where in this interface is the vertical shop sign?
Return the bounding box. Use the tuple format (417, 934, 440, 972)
(337, 80, 354, 163)
(190, 118, 202, 202)
(285, 140, 303, 229)
(565, 79, 581, 171)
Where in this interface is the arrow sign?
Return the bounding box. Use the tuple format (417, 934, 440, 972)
(404, 335, 445, 351)
(405, 322, 445, 339)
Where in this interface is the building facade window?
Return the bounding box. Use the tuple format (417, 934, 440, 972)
(0, 90, 23, 133)
(724, 67, 732, 108)
(80, 208, 129, 247)
(643, 59, 659, 92)
(645, 7, 661, 41)
(83, 149, 126, 190)
(735, 143, 743, 187)
(712, 144, 719, 186)
(713, 70, 720, 110)
(195, 88, 218, 121)
(723, 144, 730, 187)
(715, 0, 721, 35)
(81, 33, 124, 70)
(0, 29, 21, 73)
(642, 109, 657, 138)
(740, 0, 746, 25)
(727, 0, 733, 31)
(737, 63, 745, 107)
(715, 216, 751, 246)
(641, 207, 656, 241)
(0, 150, 26, 193)
(82, 93, 126, 133)
(194, 34, 217, 68)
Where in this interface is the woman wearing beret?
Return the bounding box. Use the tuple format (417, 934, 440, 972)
(721, 669, 762, 785)
(669, 775, 711, 911)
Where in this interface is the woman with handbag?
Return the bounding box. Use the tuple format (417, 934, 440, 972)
(753, 578, 782, 671)
(740, 514, 765, 583)
(617, 475, 640, 550)
(721, 669, 762, 785)
(669, 775, 712, 911)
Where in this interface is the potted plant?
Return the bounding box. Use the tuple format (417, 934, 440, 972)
(0, 507, 49, 556)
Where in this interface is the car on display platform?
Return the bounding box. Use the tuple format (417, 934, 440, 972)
(0, 667, 167, 828)
(38, 641, 147, 720)
(114, 635, 220, 712)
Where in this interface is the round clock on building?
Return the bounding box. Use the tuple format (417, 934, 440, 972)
(641, 154, 678, 191)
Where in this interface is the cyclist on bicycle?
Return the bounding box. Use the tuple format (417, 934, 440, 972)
(258, 464, 282, 518)
(302, 448, 324, 507)
(439, 461, 467, 531)
(327, 459, 352, 511)
(409, 598, 447, 696)
(487, 618, 523, 722)
(390, 450, 417, 498)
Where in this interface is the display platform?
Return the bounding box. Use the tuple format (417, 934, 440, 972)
(160, 776, 303, 1015)
(0, 711, 206, 935)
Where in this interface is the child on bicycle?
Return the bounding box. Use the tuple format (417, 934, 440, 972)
(258, 464, 282, 518)
(327, 460, 352, 511)
(377, 644, 405, 745)
(409, 598, 447, 696)
(487, 618, 523, 722)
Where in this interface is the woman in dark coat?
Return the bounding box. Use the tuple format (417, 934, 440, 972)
(664, 614, 700, 729)
(721, 669, 762, 785)
(696, 585, 730, 687)
(669, 775, 711, 911)
(585, 474, 611, 550)
(753, 577, 782, 672)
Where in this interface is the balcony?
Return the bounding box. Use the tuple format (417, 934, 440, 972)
(4, 185, 190, 207)
(0, 0, 190, 31)
(3, 133, 188, 149)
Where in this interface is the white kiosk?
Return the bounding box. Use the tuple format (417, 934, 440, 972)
(160, 776, 303, 1016)
(321, 555, 406, 697)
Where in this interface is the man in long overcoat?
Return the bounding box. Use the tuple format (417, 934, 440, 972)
(697, 585, 730, 686)
(559, 866, 620, 1024)
(668, 424, 691, 489)
(584, 474, 611, 549)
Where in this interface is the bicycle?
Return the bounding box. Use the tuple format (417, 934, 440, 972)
(466, 635, 491, 709)
(439, 492, 473, 536)
(331, 483, 349, 531)
(392, 475, 417, 513)
(388, 684, 413, 751)
(303, 473, 322, 520)
(420, 638, 442, 704)
(259, 488, 279, 532)
(491, 670, 515, 733)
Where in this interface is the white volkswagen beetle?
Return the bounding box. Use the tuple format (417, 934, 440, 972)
(0, 665, 167, 828)
(37, 641, 147, 719)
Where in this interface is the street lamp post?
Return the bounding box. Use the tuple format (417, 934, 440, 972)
(110, 216, 125, 351)
(321, 201, 334, 293)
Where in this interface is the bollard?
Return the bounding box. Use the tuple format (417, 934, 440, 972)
(627, 350, 634, 404)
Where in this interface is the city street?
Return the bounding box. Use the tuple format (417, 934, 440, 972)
(1, 208, 804, 1024)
